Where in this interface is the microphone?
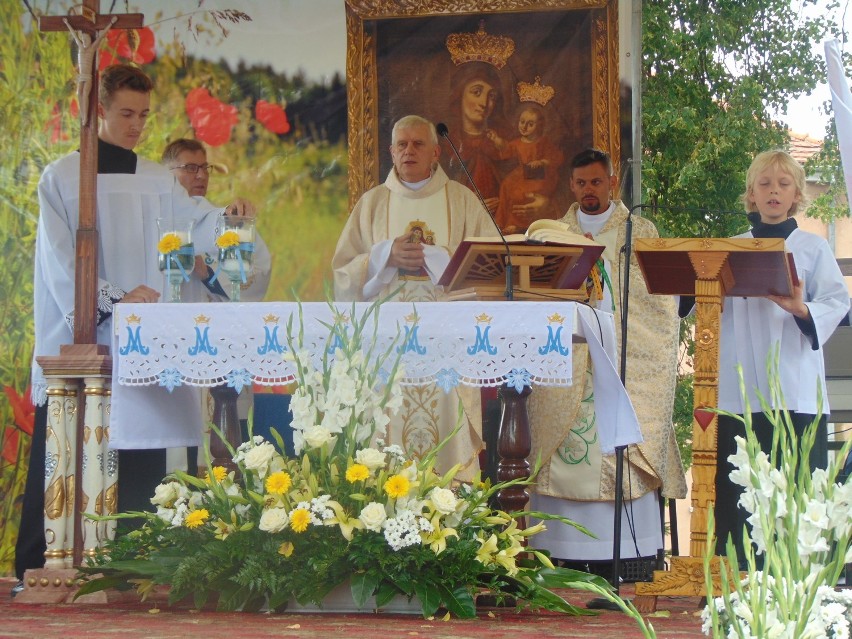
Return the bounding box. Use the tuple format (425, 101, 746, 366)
(436, 122, 514, 301)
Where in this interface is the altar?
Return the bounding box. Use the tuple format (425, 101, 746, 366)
(111, 301, 641, 454)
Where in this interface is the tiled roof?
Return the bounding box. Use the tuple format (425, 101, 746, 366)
(789, 131, 823, 164)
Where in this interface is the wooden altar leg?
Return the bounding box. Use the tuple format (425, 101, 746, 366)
(209, 385, 241, 473)
(496, 383, 532, 516)
(635, 253, 733, 611)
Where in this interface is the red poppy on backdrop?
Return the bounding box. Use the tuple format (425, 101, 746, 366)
(185, 87, 239, 147)
(2, 430, 20, 466)
(2, 385, 34, 465)
(46, 98, 80, 144)
(255, 100, 290, 135)
(98, 27, 157, 69)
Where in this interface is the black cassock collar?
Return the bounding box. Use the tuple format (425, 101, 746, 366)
(747, 211, 798, 239)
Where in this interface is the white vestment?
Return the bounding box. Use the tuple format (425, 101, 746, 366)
(33, 150, 224, 449)
(332, 166, 492, 479)
(719, 228, 850, 414)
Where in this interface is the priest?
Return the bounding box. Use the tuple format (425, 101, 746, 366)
(332, 115, 492, 480)
(528, 148, 687, 571)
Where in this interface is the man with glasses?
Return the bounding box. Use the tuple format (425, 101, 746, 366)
(161, 138, 271, 303)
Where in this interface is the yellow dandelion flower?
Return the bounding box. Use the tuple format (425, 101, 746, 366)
(278, 541, 294, 557)
(157, 233, 182, 254)
(265, 471, 292, 495)
(205, 466, 227, 483)
(345, 464, 369, 483)
(289, 508, 311, 533)
(384, 474, 410, 499)
(185, 509, 210, 529)
(216, 230, 240, 249)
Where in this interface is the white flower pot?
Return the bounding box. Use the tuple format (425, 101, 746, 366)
(286, 582, 422, 615)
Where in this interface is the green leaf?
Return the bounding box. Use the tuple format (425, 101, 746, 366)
(437, 584, 476, 619)
(73, 575, 133, 599)
(350, 571, 379, 609)
(412, 580, 441, 617)
(373, 580, 399, 607)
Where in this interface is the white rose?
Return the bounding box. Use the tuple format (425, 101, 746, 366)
(355, 447, 386, 471)
(150, 481, 180, 507)
(358, 502, 387, 532)
(242, 442, 276, 477)
(429, 487, 458, 515)
(303, 426, 336, 449)
(259, 507, 290, 533)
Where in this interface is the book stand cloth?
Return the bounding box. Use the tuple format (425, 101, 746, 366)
(631, 237, 796, 611)
(437, 241, 603, 301)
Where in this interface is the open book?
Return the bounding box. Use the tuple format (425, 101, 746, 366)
(439, 219, 605, 294)
(464, 218, 602, 247)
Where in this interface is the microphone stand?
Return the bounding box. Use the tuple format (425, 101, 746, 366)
(611, 203, 635, 597)
(436, 123, 513, 300)
(587, 202, 637, 610)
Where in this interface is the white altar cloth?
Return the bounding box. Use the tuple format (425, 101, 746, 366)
(110, 302, 640, 451)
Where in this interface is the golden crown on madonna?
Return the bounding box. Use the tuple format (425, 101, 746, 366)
(446, 20, 515, 69)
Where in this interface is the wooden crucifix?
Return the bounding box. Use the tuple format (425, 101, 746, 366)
(36, 1, 143, 573)
(38, 1, 143, 345)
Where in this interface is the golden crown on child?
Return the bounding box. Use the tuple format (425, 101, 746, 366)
(517, 76, 555, 106)
(446, 20, 515, 69)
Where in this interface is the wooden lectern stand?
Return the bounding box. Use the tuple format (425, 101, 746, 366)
(438, 239, 603, 301)
(631, 237, 797, 611)
(440, 240, 602, 513)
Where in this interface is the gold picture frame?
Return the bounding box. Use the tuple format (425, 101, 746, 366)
(344, 0, 621, 211)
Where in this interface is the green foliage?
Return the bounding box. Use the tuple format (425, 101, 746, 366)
(0, 0, 77, 575)
(642, 0, 841, 237)
(805, 98, 851, 223)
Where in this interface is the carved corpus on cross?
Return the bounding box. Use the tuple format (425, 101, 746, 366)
(39, 1, 143, 344)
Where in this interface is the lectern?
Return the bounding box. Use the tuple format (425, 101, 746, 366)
(631, 237, 797, 611)
(438, 239, 603, 301)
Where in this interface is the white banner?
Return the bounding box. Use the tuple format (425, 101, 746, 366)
(825, 39, 852, 203)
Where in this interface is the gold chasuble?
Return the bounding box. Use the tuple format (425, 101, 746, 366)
(332, 166, 493, 480)
(528, 201, 687, 503)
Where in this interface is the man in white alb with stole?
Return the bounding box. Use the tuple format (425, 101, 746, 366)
(332, 115, 492, 480)
(528, 149, 687, 566)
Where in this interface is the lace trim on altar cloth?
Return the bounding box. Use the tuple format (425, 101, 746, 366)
(64, 283, 126, 332)
(112, 302, 604, 393)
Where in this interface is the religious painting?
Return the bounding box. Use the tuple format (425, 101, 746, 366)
(345, 0, 621, 234)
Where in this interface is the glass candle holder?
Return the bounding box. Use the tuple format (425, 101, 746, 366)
(157, 217, 195, 303)
(214, 215, 255, 302)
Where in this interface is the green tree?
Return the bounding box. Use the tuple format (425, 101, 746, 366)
(641, 0, 847, 477)
(642, 0, 843, 238)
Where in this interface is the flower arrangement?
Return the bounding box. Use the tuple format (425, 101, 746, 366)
(77, 299, 650, 621)
(702, 360, 852, 638)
